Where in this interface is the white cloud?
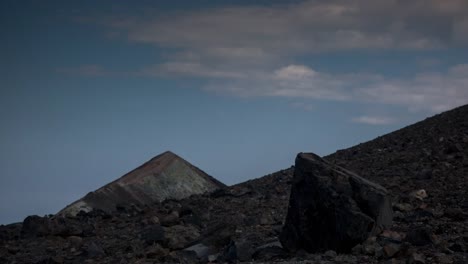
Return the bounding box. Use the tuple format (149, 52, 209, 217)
(86, 1, 468, 114)
(351, 116, 396, 125)
(202, 64, 468, 113)
(275, 65, 317, 80)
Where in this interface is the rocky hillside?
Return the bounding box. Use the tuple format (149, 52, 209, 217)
(1, 105, 467, 263)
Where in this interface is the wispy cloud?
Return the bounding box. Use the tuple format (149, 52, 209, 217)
(142, 62, 246, 79)
(202, 64, 468, 113)
(104, 0, 468, 56)
(351, 116, 396, 125)
(82, 1, 468, 114)
(290, 102, 314, 111)
(56, 65, 110, 77)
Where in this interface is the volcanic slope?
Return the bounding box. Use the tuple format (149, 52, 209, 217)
(59, 151, 225, 216)
(1, 105, 467, 263)
(183, 104, 468, 262)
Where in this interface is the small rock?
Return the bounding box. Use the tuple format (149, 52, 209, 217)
(380, 230, 403, 241)
(165, 225, 200, 250)
(405, 227, 433, 246)
(208, 254, 218, 262)
(252, 245, 288, 261)
(394, 203, 413, 212)
(146, 243, 168, 259)
(383, 243, 401, 258)
(67, 236, 83, 248)
(259, 214, 275, 225)
(393, 211, 405, 220)
(220, 240, 237, 262)
(50, 256, 64, 264)
(409, 189, 428, 200)
(362, 237, 379, 256)
(408, 253, 425, 264)
(435, 253, 453, 264)
(235, 239, 254, 262)
(86, 242, 106, 258)
(161, 211, 180, 227)
(170, 250, 199, 263)
(140, 225, 165, 245)
(324, 250, 337, 259)
(183, 243, 212, 260)
(151, 216, 160, 225)
(444, 208, 466, 221)
(351, 244, 363, 255)
(448, 240, 466, 252)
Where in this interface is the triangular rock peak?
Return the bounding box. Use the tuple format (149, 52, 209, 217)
(58, 151, 225, 216)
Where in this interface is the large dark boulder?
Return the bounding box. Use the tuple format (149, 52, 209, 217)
(21, 216, 50, 238)
(280, 153, 393, 253)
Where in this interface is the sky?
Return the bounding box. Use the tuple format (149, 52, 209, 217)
(1, 0, 468, 224)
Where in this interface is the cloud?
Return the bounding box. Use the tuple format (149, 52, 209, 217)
(351, 116, 396, 125)
(202, 64, 468, 113)
(142, 62, 246, 78)
(86, 1, 468, 113)
(449, 64, 468, 75)
(103, 0, 468, 58)
(275, 65, 317, 80)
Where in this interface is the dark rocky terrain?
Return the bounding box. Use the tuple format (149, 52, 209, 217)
(1, 104, 467, 263)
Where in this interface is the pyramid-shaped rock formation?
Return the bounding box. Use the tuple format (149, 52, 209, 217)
(58, 151, 225, 216)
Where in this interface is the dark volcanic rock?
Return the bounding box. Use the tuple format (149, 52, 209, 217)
(21, 216, 50, 238)
(140, 225, 165, 245)
(405, 227, 434, 246)
(280, 152, 393, 253)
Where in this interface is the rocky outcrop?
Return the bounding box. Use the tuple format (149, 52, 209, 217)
(280, 152, 393, 253)
(58, 151, 225, 216)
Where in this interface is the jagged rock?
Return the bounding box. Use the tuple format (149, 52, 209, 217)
(48, 217, 87, 237)
(21, 215, 50, 238)
(280, 153, 393, 253)
(165, 225, 200, 250)
(183, 243, 213, 260)
(383, 243, 401, 258)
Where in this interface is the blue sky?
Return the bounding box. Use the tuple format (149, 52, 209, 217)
(1, 0, 468, 224)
